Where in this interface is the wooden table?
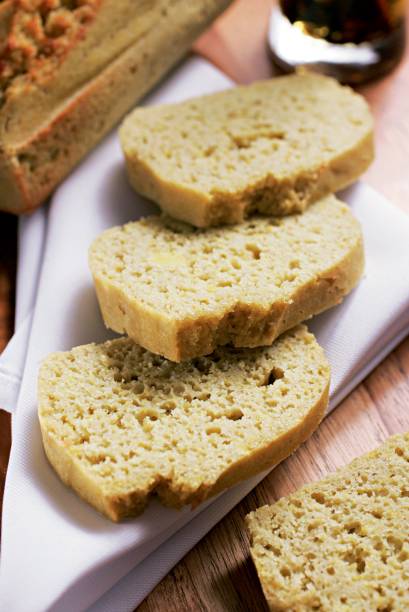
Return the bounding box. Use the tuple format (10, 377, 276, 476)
(1, 1, 409, 610)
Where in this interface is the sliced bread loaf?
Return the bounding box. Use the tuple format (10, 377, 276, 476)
(38, 325, 329, 521)
(89, 195, 364, 362)
(0, 0, 231, 214)
(120, 72, 373, 227)
(246, 433, 409, 611)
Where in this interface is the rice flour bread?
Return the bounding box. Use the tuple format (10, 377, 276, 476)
(38, 325, 329, 521)
(120, 72, 374, 227)
(89, 194, 364, 362)
(246, 433, 409, 611)
(0, 0, 231, 214)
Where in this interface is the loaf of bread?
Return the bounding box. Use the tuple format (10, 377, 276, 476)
(246, 433, 409, 611)
(89, 195, 364, 362)
(0, 0, 231, 214)
(120, 72, 374, 227)
(38, 325, 329, 521)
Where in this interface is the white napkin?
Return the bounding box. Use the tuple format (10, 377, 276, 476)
(1, 57, 409, 612)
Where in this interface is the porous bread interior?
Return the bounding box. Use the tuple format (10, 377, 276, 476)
(246, 433, 409, 611)
(120, 72, 374, 226)
(38, 325, 329, 521)
(90, 196, 359, 318)
(89, 195, 364, 361)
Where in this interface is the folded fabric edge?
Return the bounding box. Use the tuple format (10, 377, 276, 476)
(0, 369, 21, 415)
(0, 313, 33, 414)
(329, 322, 409, 411)
(16, 208, 48, 328)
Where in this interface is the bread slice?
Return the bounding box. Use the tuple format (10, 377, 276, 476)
(38, 325, 329, 522)
(119, 73, 374, 227)
(246, 433, 409, 611)
(0, 0, 231, 214)
(89, 195, 364, 362)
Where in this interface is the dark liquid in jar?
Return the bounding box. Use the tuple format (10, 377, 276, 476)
(269, 0, 406, 83)
(280, 0, 405, 44)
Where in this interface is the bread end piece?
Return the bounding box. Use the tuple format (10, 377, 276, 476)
(246, 432, 409, 611)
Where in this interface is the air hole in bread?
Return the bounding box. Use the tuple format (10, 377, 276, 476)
(264, 367, 284, 386)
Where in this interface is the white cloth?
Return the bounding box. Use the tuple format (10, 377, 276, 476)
(1, 57, 409, 612)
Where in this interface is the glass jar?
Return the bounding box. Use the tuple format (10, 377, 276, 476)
(268, 0, 406, 83)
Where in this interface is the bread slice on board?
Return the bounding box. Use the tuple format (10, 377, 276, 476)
(246, 433, 409, 611)
(89, 195, 364, 362)
(0, 0, 231, 214)
(38, 325, 329, 522)
(120, 73, 374, 227)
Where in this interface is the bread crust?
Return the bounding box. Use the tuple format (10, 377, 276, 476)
(0, 0, 231, 214)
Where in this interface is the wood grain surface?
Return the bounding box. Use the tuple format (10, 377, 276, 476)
(1, 1, 409, 610)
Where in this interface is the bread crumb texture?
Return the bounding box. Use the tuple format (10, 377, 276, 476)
(120, 72, 374, 227)
(38, 325, 329, 521)
(89, 195, 364, 361)
(246, 433, 409, 611)
(0, 0, 100, 107)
